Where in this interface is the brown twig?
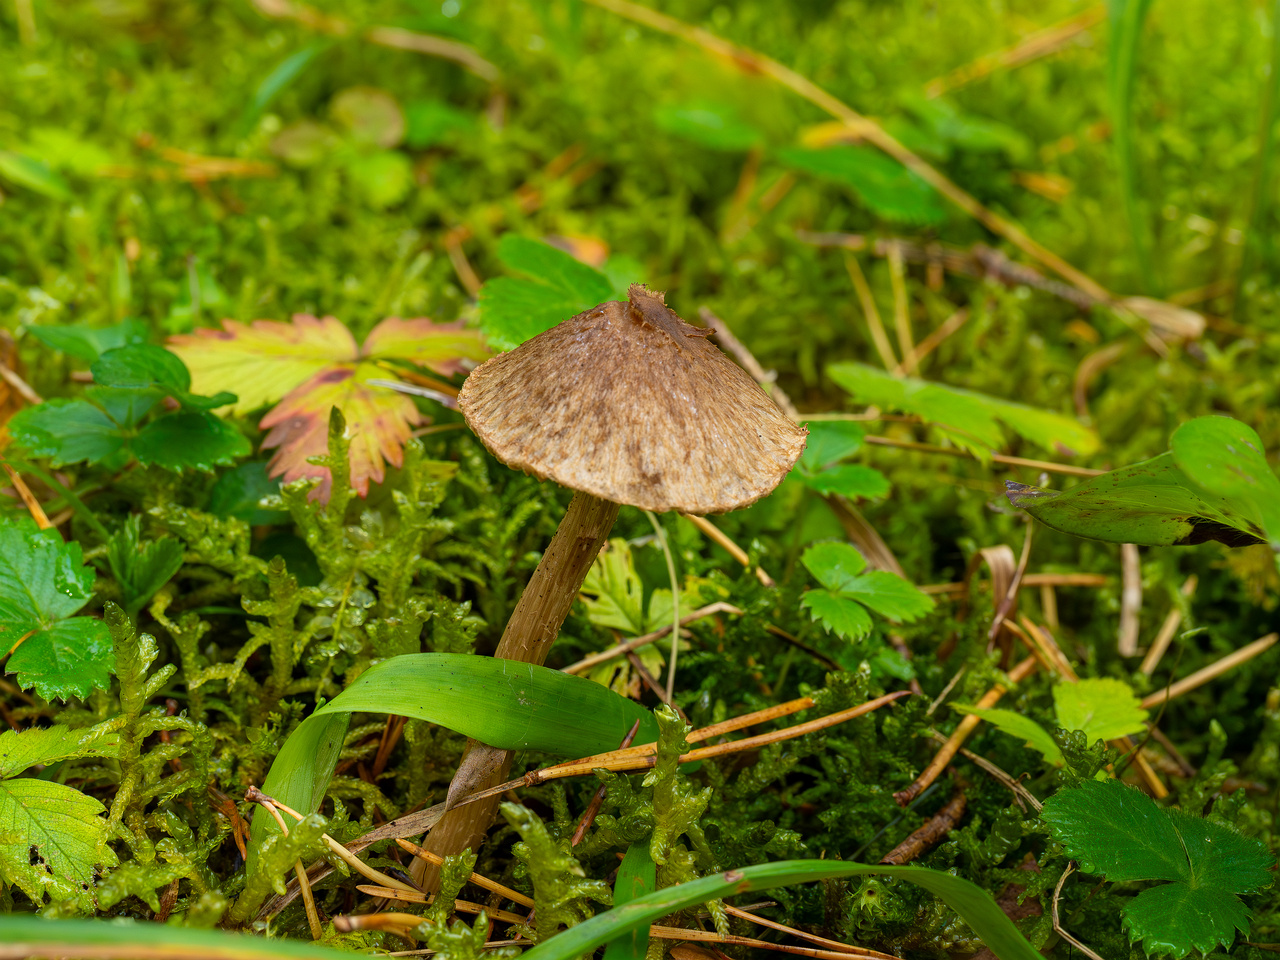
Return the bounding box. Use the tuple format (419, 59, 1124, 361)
(859, 433, 1104, 477)
(927, 732, 1042, 812)
(880, 791, 967, 864)
(395, 837, 534, 908)
(2, 464, 52, 530)
(894, 656, 1038, 806)
(0, 363, 42, 405)
(723, 905, 897, 959)
(572, 720, 642, 845)
(921, 572, 1107, 597)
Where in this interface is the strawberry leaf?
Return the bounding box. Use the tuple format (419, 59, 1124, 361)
(1052, 677, 1147, 742)
(28, 318, 149, 363)
(800, 589, 873, 640)
(9, 399, 127, 467)
(1041, 778, 1275, 958)
(92, 344, 237, 411)
(800, 541, 867, 592)
(479, 235, 616, 351)
(132, 412, 252, 471)
(798, 464, 890, 499)
(259, 364, 422, 499)
(105, 516, 185, 617)
(798, 422, 866, 472)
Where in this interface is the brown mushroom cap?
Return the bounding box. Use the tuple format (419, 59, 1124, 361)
(458, 284, 807, 514)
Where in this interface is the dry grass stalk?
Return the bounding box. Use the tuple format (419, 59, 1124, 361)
(2, 465, 52, 530)
(723, 904, 897, 959)
(1139, 575, 1198, 676)
(886, 243, 916, 374)
(685, 513, 775, 587)
(860, 434, 1104, 477)
(1118, 543, 1142, 657)
(1141, 633, 1279, 710)
(893, 308, 970, 376)
(922, 572, 1107, 597)
(843, 253, 899, 371)
(562, 601, 743, 675)
(396, 838, 535, 909)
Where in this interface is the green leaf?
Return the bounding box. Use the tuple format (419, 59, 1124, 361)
(798, 421, 866, 473)
(653, 102, 763, 151)
(8, 399, 127, 466)
(1041, 778, 1275, 958)
(207, 461, 290, 525)
(0, 150, 72, 200)
(839, 570, 935, 622)
(28, 319, 150, 363)
(0, 518, 112, 700)
(603, 842, 657, 960)
(1006, 452, 1265, 548)
(0, 916, 359, 960)
(1170, 416, 1280, 547)
(346, 150, 414, 209)
(479, 236, 615, 351)
(131, 412, 252, 471)
(92, 344, 237, 411)
(0, 724, 121, 779)
(242, 43, 328, 134)
(1052, 677, 1147, 742)
(405, 98, 476, 148)
(800, 589, 873, 640)
(800, 541, 867, 592)
(8, 618, 114, 701)
(955, 706, 1063, 765)
(798, 464, 891, 499)
(105, 516, 185, 617)
(828, 362, 1098, 459)
(776, 145, 947, 224)
(253, 653, 659, 858)
(0, 778, 116, 906)
(519, 860, 1041, 960)
(579, 538, 646, 634)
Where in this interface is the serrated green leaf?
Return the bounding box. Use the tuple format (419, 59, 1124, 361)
(0, 725, 121, 779)
(955, 705, 1063, 765)
(479, 236, 614, 351)
(131, 412, 251, 471)
(1170, 416, 1280, 547)
(829, 362, 1098, 459)
(106, 516, 185, 617)
(1041, 778, 1274, 959)
(801, 589, 873, 640)
(1123, 882, 1252, 958)
(1006, 453, 1265, 548)
(8, 399, 127, 466)
(798, 421, 866, 473)
(798, 464, 891, 499)
(800, 541, 866, 591)
(1052, 677, 1147, 742)
(28, 319, 150, 363)
(777, 145, 947, 224)
(839, 570, 935, 622)
(0, 778, 115, 905)
(8, 618, 114, 701)
(653, 102, 762, 151)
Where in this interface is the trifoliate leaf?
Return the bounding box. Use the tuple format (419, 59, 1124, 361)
(0, 519, 112, 700)
(28, 318, 149, 363)
(955, 706, 1062, 765)
(800, 589, 873, 640)
(132, 412, 252, 471)
(1052, 677, 1147, 742)
(0, 778, 116, 906)
(1005, 452, 1265, 548)
(800, 542, 867, 592)
(0, 725, 121, 778)
(1041, 778, 1275, 958)
(106, 516, 185, 617)
(798, 464, 891, 499)
(1170, 416, 1280, 548)
(479, 235, 615, 351)
(169, 313, 486, 500)
(777, 145, 947, 224)
(828, 362, 1098, 460)
(839, 570, 935, 622)
(8, 399, 126, 467)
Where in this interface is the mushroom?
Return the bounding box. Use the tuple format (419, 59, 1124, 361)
(413, 284, 806, 889)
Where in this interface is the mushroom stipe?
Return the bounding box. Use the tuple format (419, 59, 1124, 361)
(411, 284, 806, 891)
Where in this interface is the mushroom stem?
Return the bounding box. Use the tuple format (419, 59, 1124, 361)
(411, 490, 621, 890)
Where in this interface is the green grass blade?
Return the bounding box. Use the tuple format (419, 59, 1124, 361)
(1108, 0, 1157, 292)
(602, 842, 657, 960)
(522, 860, 1040, 960)
(1235, 0, 1280, 317)
(0, 915, 351, 959)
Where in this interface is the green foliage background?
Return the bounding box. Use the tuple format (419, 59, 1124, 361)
(2, 0, 1280, 957)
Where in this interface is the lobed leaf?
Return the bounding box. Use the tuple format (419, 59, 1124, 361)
(800, 589, 873, 641)
(0, 778, 116, 906)
(798, 464, 890, 499)
(8, 399, 126, 467)
(28, 318, 149, 363)
(800, 541, 867, 592)
(1052, 677, 1147, 742)
(797, 421, 866, 473)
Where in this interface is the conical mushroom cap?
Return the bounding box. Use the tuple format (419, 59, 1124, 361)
(458, 285, 807, 514)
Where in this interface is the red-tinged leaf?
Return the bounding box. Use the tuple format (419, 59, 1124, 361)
(360, 316, 488, 373)
(260, 364, 422, 498)
(168, 315, 358, 416)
